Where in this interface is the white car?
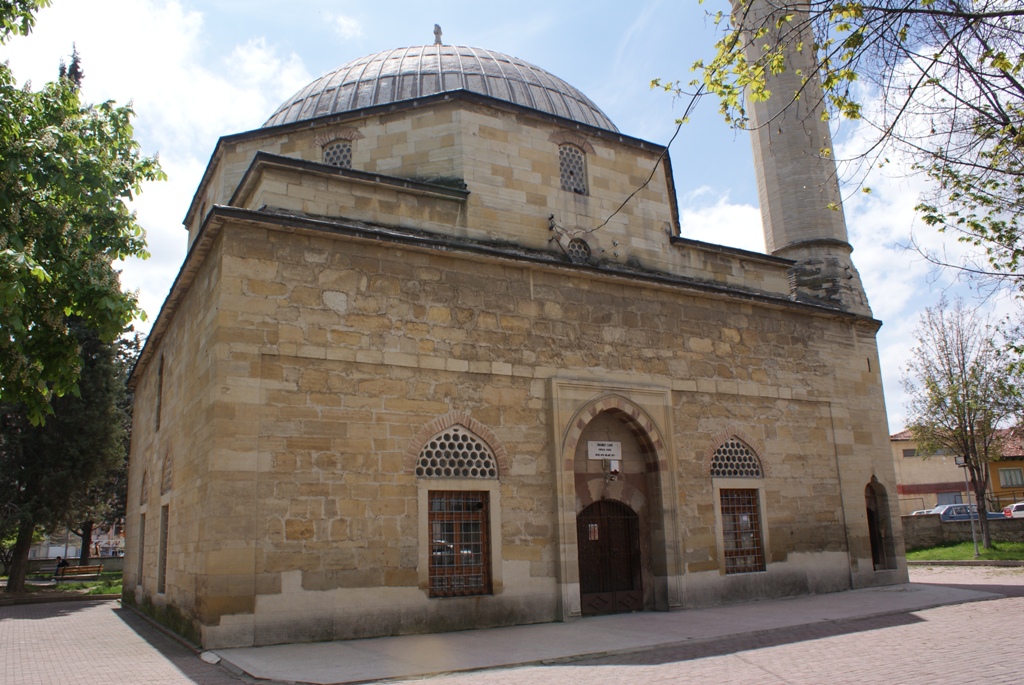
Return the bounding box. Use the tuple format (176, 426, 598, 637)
(1002, 502, 1024, 519)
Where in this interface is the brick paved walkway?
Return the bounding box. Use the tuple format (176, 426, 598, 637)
(0, 600, 246, 685)
(1, 566, 1021, 685)
(386, 566, 1024, 685)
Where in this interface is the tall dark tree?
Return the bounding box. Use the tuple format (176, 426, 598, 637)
(70, 334, 138, 563)
(58, 43, 84, 88)
(0, 323, 126, 592)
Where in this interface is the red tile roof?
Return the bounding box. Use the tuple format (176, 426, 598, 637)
(890, 427, 1023, 456)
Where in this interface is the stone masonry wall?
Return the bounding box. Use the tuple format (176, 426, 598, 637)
(187, 101, 792, 298)
(125, 228, 227, 626)
(182, 216, 902, 646)
(903, 516, 1024, 548)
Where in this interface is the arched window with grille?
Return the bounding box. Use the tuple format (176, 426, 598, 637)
(559, 144, 588, 195)
(710, 437, 767, 575)
(416, 424, 499, 598)
(322, 140, 353, 169)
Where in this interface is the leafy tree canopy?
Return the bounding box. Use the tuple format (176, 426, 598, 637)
(0, 0, 48, 42)
(659, 0, 1024, 290)
(0, 1, 164, 423)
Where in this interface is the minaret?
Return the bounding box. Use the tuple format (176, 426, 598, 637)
(735, 0, 871, 316)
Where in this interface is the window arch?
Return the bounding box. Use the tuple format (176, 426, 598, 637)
(416, 425, 497, 479)
(709, 438, 764, 478)
(559, 144, 588, 195)
(566, 237, 591, 264)
(322, 140, 353, 169)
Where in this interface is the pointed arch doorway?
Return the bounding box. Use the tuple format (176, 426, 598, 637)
(552, 385, 683, 619)
(570, 402, 664, 615)
(865, 478, 897, 571)
(577, 499, 642, 614)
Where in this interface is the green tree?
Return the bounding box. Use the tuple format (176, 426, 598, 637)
(69, 334, 138, 564)
(902, 298, 1022, 548)
(0, 0, 47, 41)
(1, 323, 128, 592)
(663, 0, 1024, 290)
(0, 3, 163, 424)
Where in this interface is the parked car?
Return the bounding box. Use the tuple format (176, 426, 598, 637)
(1003, 502, 1024, 519)
(929, 504, 1004, 521)
(910, 510, 932, 516)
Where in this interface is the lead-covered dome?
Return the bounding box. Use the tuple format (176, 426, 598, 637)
(264, 45, 617, 132)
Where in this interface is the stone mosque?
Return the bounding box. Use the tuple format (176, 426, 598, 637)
(124, 21, 908, 648)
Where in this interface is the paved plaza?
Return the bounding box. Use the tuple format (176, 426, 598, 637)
(2, 566, 1022, 685)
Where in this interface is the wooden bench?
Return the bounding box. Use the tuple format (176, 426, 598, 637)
(55, 564, 103, 581)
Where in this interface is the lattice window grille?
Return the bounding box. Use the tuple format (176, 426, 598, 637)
(429, 490, 491, 597)
(710, 438, 763, 478)
(323, 141, 353, 169)
(559, 144, 587, 194)
(417, 426, 497, 479)
(566, 238, 591, 264)
(721, 488, 767, 574)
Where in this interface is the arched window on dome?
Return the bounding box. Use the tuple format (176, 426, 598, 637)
(322, 140, 353, 169)
(559, 144, 588, 195)
(710, 437, 767, 575)
(414, 424, 501, 598)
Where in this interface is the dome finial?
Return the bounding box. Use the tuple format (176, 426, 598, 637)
(433, 24, 443, 46)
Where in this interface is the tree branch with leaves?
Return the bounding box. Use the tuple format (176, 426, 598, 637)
(0, 2, 164, 424)
(661, 0, 1024, 290)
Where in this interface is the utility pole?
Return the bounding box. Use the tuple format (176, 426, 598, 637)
(956, 456, 980, 558)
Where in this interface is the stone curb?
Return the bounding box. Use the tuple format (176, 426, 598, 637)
(907, 559, 1024, 567)
(0, 593, 121, 607)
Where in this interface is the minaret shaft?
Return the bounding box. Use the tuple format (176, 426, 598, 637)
(736, 0, 871, 316)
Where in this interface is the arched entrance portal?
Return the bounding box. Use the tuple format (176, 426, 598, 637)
(577, 500, 642, 614)
(865, 478, 897, 571)
(571, 405, 661, 614)
(554, 388, 682, 618)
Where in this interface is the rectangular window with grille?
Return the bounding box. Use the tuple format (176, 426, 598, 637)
(157, 505, 169, 594)
(720, 489, 766, 574)
(999, 468, 1024, 488)
(137, 513, 146, 585)
(428, 491, 491, 597)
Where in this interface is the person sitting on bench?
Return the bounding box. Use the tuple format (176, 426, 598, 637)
(53, 556, 70, 578)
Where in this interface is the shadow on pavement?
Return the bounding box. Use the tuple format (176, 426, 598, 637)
(569, 611, 926, 667)
(0, 597, 112, 619)
(112, 606, 250, 684)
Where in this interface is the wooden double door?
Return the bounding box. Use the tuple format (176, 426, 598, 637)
(577, 500, 642, 615)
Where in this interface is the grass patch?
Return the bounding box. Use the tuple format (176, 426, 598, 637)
(87, 580, 122, 595)
(907, 540, 1024, 561)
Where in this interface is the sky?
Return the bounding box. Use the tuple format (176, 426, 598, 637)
(1, 0, 1015, 431)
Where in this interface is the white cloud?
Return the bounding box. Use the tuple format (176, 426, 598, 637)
(4, 0, 1010, 438)
(1, 0, 314, 334)
(677, 188, 765, 252)
(328, 14, 363, 41)
(834, 104, 1019, 431)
